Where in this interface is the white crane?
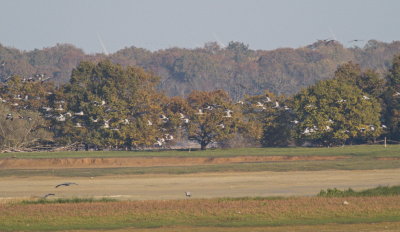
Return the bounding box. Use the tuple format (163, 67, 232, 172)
(56, 114, 66, 122)
(195, 109, 205, 115)
(74, 111, 84, 116)
(256, 102, 264, 107)
(223, 109, 232, 118)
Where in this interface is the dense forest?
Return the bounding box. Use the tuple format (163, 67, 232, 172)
(1, 40, 400, 99)
(0, 52, 399, 151)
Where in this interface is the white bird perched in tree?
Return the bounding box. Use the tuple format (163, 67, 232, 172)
(42, 106, 52, 112)
(382, 124, 387, 128)
(160, 114, 168, 120)
(291, 120, 299, 124)
(217, 123, 225, 128)
(362, 95, 370, 100)
(393, 92, 400, 96)
(122, 119, 129, 125)
(195, 109, 205, 115)
(236, 101, 244, 105)
(56, 114, 65, 122)
(179, 113, 185, 119)
(337, 99, 346, 103)
(13, 95, 22, 100)
(165, 134, 174, 140)
(182, 118, 189, 124)
(204, 105, 213, 110)
(265, 97, 272, 102)
(74, 111, 84, 116)
(55, 105, 64, 111)
(91, 117, 99, 123)
(273, 101, 280, 108)
(223, 109, 232, 118)
(147, 120, 153, 126)
(6, 113, 13, 120)
(256, 102, 264, 107)
(101, 100, 106, 106)
(305, 104, 314, 108)
(65, 112, 72, 117)
(102, 120, 110, 129)
(74, 123, 82, 128)
(154, 140, 162, 146)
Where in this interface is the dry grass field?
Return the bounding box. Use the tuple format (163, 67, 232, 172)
(1, 145, 400, 231)
(1, 169, 400, 200)
(2, 196, 400, 231)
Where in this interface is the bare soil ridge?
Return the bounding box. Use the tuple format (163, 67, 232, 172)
(0, 155, 350, 169)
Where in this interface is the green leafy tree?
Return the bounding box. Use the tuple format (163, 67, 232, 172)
(186, 90, 243, 150)
(382, 55, 400, 139)
(334, 62, 385, 97)
(293, 78, 382, 146)
(240, 91, 294, 146)
(58, 60, 165, 150)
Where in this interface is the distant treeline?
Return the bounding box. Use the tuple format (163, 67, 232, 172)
(0, 54, 399, 151)
(1, 40, 400, 99)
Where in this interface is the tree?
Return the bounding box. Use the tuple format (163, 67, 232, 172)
(334, 62, 385, 97)
(0, 104, 51, 151)
(186, 90, 243, 150)
(57, 60, 166, 150)
(293, 78, 382, 146)
(382, 55, 400, 139)
(240, 91, 294, 146)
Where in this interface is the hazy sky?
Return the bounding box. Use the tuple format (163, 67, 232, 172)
(0, 0, 399, 54)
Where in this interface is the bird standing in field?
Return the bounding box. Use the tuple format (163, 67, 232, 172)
(185, 191, 192, 198)
(55, 182, 78, 188)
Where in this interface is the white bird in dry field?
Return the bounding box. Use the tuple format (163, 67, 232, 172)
(185, 191, 191, 197)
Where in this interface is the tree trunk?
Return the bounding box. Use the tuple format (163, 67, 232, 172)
(200, 141, 207, 150)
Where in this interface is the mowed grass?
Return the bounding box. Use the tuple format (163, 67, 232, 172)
(1, 155, 400, 177)
(0, 144, 399, 177)
(0, 144, 399, 159)
(1, 196, 400, 231)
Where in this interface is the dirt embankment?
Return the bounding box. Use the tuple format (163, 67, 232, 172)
(0, 155, 350, 169)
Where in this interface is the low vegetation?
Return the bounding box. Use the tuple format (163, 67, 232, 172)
(1, 196, 400, 231)
(21, 197, 117, 205)
(318, 185, 400, 197)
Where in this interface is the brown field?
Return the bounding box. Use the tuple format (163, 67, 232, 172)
(1, 169, 400, 201)
(2, 196, 400, 231)
(0, 155, 349, 169)
(63, 222, 400, 232)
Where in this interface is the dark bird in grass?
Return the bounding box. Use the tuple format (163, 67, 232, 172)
(43, 193, 55, 198)
(55, 182, 78, 188)
(185, 191, 191, 198)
